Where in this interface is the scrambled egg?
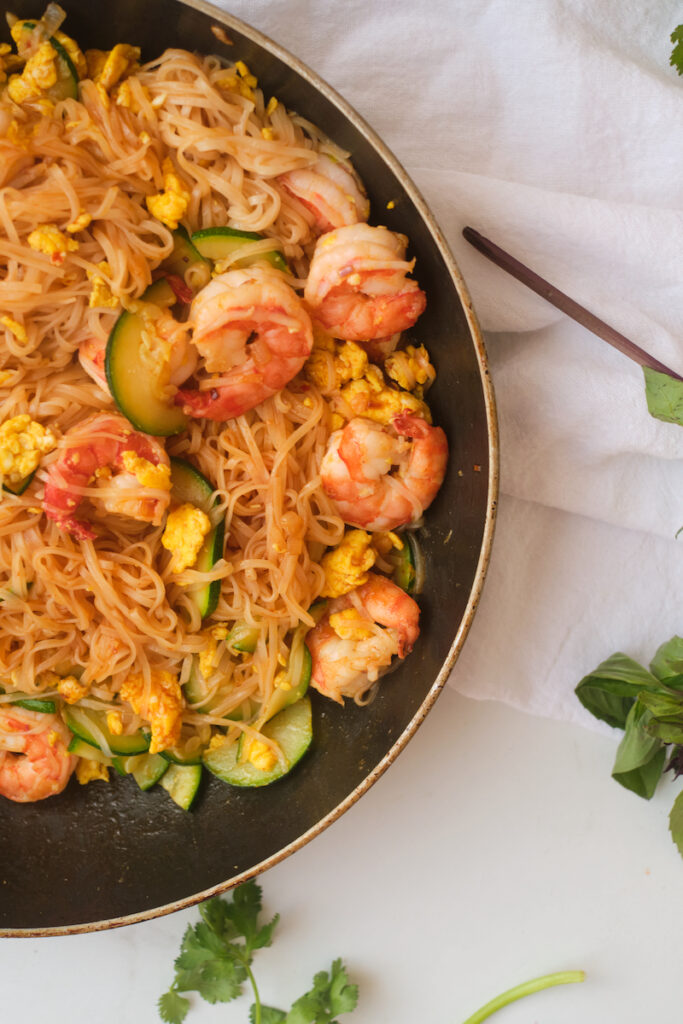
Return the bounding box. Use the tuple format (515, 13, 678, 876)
(305, 332, 368, 394)
(247, 737, 278, 772)
(87, 262, 118, 308)
(119, 669, 184, 754)
(121, 450, 172, 490)
(197, 624, 229, 679)
(0, 316, 28, 345)
(85, 44, 140, 94)
(106, 711, 123, 735)
(0, 42, 12, 84)
(385, 345, 436, 398)
(51, 29, 88, 79)
(7, 41, 59, 104)
(337, 364, 431, 425)
(66, 211, 92, 234)
(216, 60, 258, 101)
(27, 224, 79, 267)
(76, 758, 110, 785)
(0, 414, 57, 487)
(161, 503, 211, 573)
(328, 608, 374, 641)
(57, 674, 90, 705)
(146, 158, 191, 230)
(114, 77, 150, 113)
(321, 530, 376, 598)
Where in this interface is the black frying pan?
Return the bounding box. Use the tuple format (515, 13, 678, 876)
(0, 0, 498, 935)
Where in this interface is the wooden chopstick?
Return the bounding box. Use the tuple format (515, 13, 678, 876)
(462, 226, 683, 382)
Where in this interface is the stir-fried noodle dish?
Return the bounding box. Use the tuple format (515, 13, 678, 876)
(0, 5, 448, 808)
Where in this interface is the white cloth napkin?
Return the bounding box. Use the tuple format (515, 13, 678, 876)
(214, 0, 683, 730)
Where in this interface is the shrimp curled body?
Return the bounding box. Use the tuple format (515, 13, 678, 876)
(278, 154, 370, 234)
(43, 412, 171, 540)
(320, 413, 448, 531)
(304, 224, 426, 342)
(306, 572, 420, 704)
(0, 707, 76, 803)
(177, 268, 314, 421)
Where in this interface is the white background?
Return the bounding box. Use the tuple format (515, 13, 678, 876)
(5, 0, 683, 1021)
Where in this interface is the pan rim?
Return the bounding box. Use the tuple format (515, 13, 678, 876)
(1, 0, 499, 938)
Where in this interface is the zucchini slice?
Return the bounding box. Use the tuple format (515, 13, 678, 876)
(191, 227, 289, 273)
(12, 695, 56, 714)
(65, 707, 150, 756)
(169, 457, 225, 618)
(387, 534, 417, 594)
(159, 762, 202, 810)
(15, 22, 79, 101)
(112, 752, 169, 790)
(203, 696, 312, 788)
(3, 469, 36, 497)
(256, 634, 311, 726)
(67, 736, 113, 766)
(105, 278, 189, 437)
(162, 226, 211, 288)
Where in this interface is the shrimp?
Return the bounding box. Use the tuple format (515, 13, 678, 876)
(304, 223, 426, 342)
(43, 412, 171, 540)
(306, 572, 420, 704)
(0, 706, 75, 802)
(278, 154, 370, 234)
(176, 267, 314, 421)
(320, 413, 448, 531)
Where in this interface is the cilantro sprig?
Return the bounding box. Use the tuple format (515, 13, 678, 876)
(158, 880, 358, 1024)
(576, 636, 683, 858)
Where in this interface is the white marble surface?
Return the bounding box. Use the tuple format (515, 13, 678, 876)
(5, 686, 683, 1022)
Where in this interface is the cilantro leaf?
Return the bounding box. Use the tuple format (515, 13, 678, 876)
(158, 990, 190, 1024)
(254, 1007, 287, 1024)
(670, 25, 683, 75)
(285, 960, 359, 1024)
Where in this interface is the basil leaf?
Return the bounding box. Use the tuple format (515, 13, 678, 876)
(612, 702, 666, 799)
(650, 636, 683, 688)
(669, 790, 683, 859)
(575, 653, 662, 729)
(643, 366, 683, 426)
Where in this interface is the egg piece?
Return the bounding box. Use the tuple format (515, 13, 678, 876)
(146, 158, 191, 230)
(247, 737, 278, 772)
(328, 607, 375, 641)
(57, 674, 90, 705)
(161, 503, 211, 573)
(0, 414, 57, 489)
(85, 44, 140, 92)
(75, 758, 110, 785)
(0, 316, 28, 345)
(27, 224, 79, 267)
(120, 450, 171, 491)
(7, 41, 58, 104)
(320, 529, 376, 598)
(87, 262, 118, 308)
(337, 364, 431, 425)
(119, 669, 184, 754)
(385, 344, 436, 397)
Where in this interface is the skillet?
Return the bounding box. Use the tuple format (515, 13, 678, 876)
(0, 0, 498, 935)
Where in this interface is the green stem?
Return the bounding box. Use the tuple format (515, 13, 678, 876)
(461, 970, 585, 1024)
(245, 961, 262, 1024)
